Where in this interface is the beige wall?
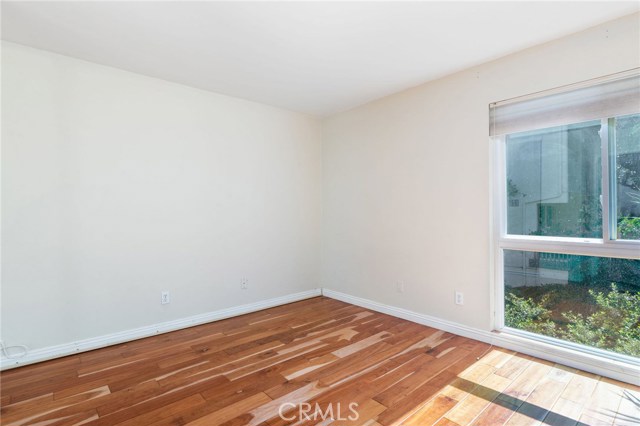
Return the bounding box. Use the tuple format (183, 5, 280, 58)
(321, 14, 640, 331)
(1, 42, 322, 350)
(2, 12, 638, 354)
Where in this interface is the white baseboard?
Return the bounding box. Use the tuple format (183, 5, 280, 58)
(4, 287, 638, 386)
(322, 288, 640, 386)
(0, 289, 321, 370)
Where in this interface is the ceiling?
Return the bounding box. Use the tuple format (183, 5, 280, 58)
(2, 1, 638, 116)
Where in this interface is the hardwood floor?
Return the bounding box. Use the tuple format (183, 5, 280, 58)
(1, 297, 638, 425)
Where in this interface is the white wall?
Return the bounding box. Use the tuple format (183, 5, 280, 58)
(3, 12, 639, 357)
(1, 42, 322, 350)
(321, 14, 640, 331)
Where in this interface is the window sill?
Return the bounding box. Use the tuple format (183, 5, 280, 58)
(490, 328, 640, 385)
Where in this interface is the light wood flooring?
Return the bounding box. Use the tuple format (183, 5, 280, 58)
(1, 297, 638, 425)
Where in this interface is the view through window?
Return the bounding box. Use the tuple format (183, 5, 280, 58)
(493, 74, 639, 361)
(503, 115, 639, 358)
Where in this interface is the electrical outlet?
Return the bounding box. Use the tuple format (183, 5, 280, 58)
(396, 282, 404, 293)
(241, 278, 248, 290)
(455, 291, 464, 305)
(161, 291, 170, 305)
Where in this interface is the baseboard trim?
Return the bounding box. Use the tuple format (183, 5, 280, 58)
(322, 289, 640, 386)
(4, 287, 638, 385)
(0, 288, 322, 370)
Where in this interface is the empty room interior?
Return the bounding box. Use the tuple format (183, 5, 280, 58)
(1, 1, 640, 425)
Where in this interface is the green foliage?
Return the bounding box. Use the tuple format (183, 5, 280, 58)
(505, 284, 640, 357)
(560, 284, 640, 357)
(504, 293, 556, 337)
(618, 216, 640, 240)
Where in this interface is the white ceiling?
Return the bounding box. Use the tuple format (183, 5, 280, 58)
(2, 1, 638, 116)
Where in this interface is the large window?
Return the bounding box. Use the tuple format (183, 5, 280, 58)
(491, 72, 640, 362)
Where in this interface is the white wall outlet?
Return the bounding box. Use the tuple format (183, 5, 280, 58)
(241, 278, 248, 290)
(161, 291, 170, 305)
(455, 291, 464, 305)
(396, 282, 405, 293)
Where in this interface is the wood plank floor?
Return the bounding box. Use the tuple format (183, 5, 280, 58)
(1, 297, 638, 426)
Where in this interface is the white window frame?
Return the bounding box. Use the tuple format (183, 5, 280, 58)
(491, 116, 640, 369)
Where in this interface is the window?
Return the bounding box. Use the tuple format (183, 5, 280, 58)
(505, 120, 602, 238)
(613, 114, 640, 240)
(491, 71, 640, 362)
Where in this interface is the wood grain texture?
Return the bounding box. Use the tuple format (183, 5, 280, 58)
(1, 297, 637, 425)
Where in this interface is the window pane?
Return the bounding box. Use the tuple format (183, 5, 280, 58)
(506, 121, 602, 238)
(504, 249, 640, 358)
(614, 113, 640, 240)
